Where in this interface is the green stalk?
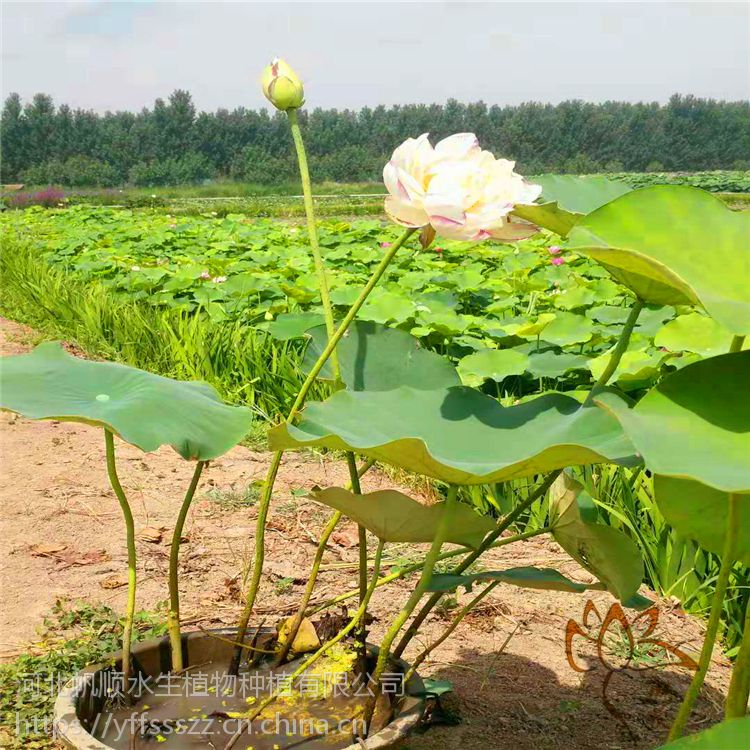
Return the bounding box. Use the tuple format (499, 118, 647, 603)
(104, 430, 137, 691)
(393, 470, 561, 658)
(287, 107, 340, 383)
(230, 228, 415, 673)
(346, 452, 369, 674)
(167, 460, 206, 673)
(306, 526, 549, 617)
(362, 485, 458, 729)
(726, 590, 750, 717)
(223, 540, 386, 750)
(668, 493, 740, 740)
(730, 335, 745, 353)
(583, 297, 644, 406)
(270, 457, 374, 667)
(404, 581, 499, 683)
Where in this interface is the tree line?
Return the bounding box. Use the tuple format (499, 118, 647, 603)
(1, 90, 748, 187)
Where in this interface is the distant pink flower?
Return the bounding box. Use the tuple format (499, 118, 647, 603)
(381, 242, 392, 248)
(550, 256, 565, 266)
(199, 270, 211, 280)
(212, 276, 227, 283)
(548, 246, 562, 255)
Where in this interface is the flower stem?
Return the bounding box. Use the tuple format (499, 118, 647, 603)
(104, 430, 136, 691)
(404, 581, 499, 683)
(230, 229, 415, 674)
(345, 452, 369, 674)
(583, 297, 644, 406)
(306, 526, 549, 617)
(167, 460, 206, 673)
(393, 470, 561, 659)
(287, 107, 340, 383)
(726, 589, 750, 718)
(362, 485, 458, 730)
(668, 493, 740, 740)
(223, 540, 386, 750)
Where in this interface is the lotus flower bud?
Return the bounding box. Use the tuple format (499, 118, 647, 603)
(261, 58, 305, 111)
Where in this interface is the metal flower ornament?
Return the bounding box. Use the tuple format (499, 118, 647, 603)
(566, 600, 698, 732)
(383, 132, 542, 241)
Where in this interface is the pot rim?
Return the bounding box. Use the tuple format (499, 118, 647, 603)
(53, 628, 426, 750)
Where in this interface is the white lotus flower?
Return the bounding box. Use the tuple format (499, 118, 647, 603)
(383, 133, 541, 242)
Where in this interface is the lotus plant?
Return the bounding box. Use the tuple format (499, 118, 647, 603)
(2, 55, 748, 750)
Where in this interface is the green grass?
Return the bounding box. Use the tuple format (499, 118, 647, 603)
(0, 237, 327, 419)
(0, 599, 167, 749)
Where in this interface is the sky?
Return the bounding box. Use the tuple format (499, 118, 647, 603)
(2, 1, 749, 113)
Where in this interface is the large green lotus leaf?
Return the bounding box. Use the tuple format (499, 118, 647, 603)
(654, 313, 736, 357)
(457, 349, 529, 387)
(303, 321, 460, 391)
(549, 472, 646, 605)
(567, 186, 750, 335)
(656, 717, 750, 749)
(427, 567, 596, 594)
(269, 387, 638, 485)
(654, 476, 750, 565)
(596, 351, 750, 493)
(309, 487, 494, 549)
(512, 175, 633, 237)
(0, 342, 252, 460)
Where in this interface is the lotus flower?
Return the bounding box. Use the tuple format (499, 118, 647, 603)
(383, 133, 541, 242)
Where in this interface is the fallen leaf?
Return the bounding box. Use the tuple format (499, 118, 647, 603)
(331, 528, 359, 549)
(100, 574, 129, 589)
(55, 549, 109, 569)
(138, 526, 166, 544)
(30, 543, 67, 556)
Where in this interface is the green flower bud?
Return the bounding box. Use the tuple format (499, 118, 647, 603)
(261, 58, 305, 111)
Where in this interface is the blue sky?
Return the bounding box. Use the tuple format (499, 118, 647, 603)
(2, 1, 748, 112)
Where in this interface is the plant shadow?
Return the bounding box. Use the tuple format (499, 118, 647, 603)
(397, 647, 726, 750)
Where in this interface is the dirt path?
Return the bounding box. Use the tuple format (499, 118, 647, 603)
(0, 317, 731, 749)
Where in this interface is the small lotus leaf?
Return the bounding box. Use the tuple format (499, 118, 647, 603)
(308, 487, 494, 549)
(654, 313, 736, 357)
(596, 351, 750, 493)
(0, 342, 252, 460)
(457, 349, 529, 386)
(303, 321, 460, 391)
(550, 472, 645, 604)
(260, 312, 325, 340)
(567, 186, 750, 335)
(269, 387, 637, 485)
(428, 567, 595, 594)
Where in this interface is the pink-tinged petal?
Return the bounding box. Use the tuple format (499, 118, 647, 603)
(550, 256, 566, 266)
(383, 161, 402, 198)
(548, 246, 562, 255)
(384, 196, 429, 228)
(434, 132, 480, 159)
(430, 214, 466, 228)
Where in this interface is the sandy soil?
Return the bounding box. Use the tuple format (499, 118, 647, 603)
(0, 316, 732, 749)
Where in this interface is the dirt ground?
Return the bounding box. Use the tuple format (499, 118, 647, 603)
(0, 316, 733, 749)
